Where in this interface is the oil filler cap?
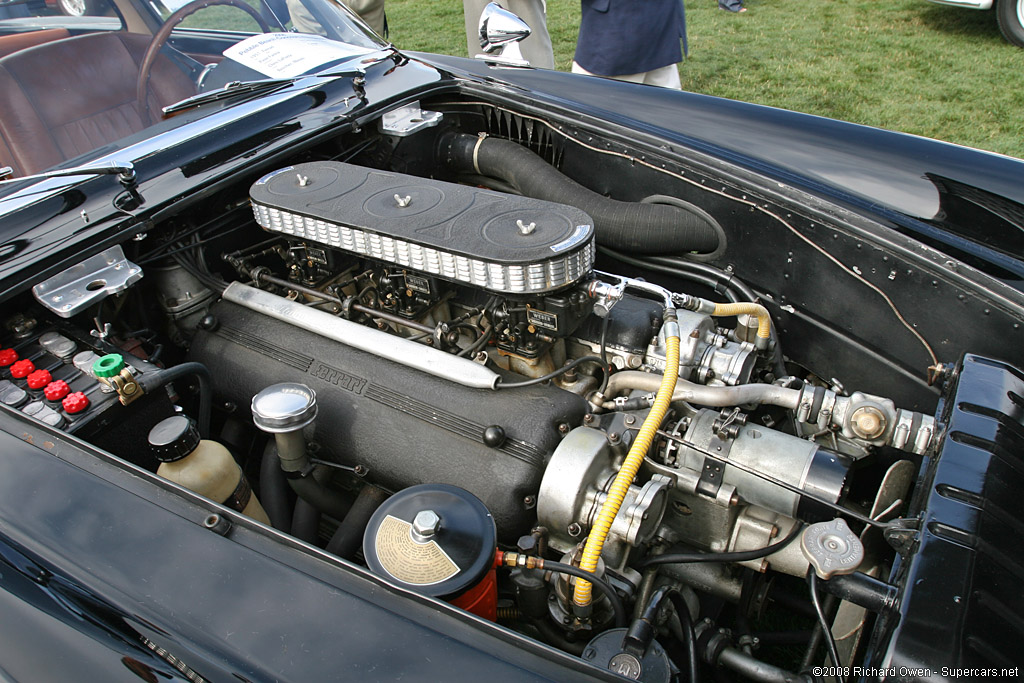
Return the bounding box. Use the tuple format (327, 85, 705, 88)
(251, 382, 317, 433)
(148, 415, 201, 462)
(363, 484, 496, 600)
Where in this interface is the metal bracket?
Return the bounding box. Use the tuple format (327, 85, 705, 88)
(379, 101, 443, 137)
(697, 408, 746, 500)
(32, 245, 143, 318)
(883, 517, 921, 557)
(696, 437, 731, 500)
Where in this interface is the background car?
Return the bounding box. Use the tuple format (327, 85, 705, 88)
(0, 0, 1022, 680)
(926, 0, 1024, 46)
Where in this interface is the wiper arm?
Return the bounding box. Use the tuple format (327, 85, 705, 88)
(0, 161, 136, 187)
(162, 78, 298, 116)
(162, 52, 397, 116)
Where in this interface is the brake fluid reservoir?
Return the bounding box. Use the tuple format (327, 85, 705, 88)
(363, 484, 498, 620)
(148, 415, 271, 525)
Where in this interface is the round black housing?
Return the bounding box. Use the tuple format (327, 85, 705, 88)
(363, 484, 496, 600)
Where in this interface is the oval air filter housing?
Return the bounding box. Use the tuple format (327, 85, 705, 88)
(363, 484, 497, 603)
(250, 161, 595, 295)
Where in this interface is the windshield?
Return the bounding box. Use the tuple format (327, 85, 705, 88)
(0, 0, 386, 181)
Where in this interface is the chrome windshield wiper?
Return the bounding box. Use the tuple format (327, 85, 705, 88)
(162, 78, 298, 116)
(0, 161, 136, 187)
(162, 49, 401, 116)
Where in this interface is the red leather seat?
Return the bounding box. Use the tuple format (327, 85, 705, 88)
(0, 32, 195, 176)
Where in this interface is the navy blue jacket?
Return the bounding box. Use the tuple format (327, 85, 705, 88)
(574, 0, 687, 76)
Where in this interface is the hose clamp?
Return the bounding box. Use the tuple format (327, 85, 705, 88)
(472, 132, 488, 175)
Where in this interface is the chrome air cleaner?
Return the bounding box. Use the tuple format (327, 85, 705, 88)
(249, 161, 595, 295)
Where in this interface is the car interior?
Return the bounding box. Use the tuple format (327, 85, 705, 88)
(0, 0, 290, 177)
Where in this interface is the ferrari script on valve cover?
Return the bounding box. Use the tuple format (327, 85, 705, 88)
(0, 0, 1022, 680)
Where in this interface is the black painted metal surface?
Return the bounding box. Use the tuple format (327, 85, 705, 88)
(0, 408, 620, 682)
(869, 354, 1024, 679)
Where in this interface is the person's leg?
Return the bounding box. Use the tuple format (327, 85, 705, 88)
(572, 61, 642, 83)
(640, 63, 681, 89)
(464, 0, 490, 58)
(344, 0, 386, 35)
(465, 0, 554, 69)
(573, 61, 679, 89)
(505, 0, 553, 68)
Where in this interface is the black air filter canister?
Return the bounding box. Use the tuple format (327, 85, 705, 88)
(363, 484, 498, 619)
(250, 161, 596, 295)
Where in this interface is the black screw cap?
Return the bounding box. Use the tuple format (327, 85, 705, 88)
(148, 415, 200, 462)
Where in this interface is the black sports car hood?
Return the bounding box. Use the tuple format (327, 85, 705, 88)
(417, 54, 1024, 282)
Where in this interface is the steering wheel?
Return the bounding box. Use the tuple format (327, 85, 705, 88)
(137, 0, 272, 124)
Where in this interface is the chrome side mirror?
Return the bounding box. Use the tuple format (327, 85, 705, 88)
(475, 2, 531, 67)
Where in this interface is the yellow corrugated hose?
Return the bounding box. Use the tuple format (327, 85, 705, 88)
(572, 327, 681, 610)
(712, 302, 772, 342)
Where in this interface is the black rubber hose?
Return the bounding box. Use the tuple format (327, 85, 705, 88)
(666, 591, 700, 683)
(646, 255, 758, 301)
(640, 587, 700, 683)
(138, 361, 212, 439)
(260, 441, 293, 532)
(289, 474, 354, 523)
(641, 195, 727, 262)
(542, 560, 627, 628)
(640, 522, 803, 568)
(821, 572, 898, 614)
(291, 497, 321, 544)
(439, 133, 721, 255)
(808, 572, 844, 683)
(599, 247, 752, 307)
(325, 483, 389, 560)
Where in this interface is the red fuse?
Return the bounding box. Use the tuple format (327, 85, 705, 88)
(0, 349, 17, 366)
(44, 380, 70, 402)
(26, 369, 52, 389)
(10, 359, 35, 379)
(62, 391, 90, 414)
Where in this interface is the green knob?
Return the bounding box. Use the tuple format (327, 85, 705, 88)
(93, 353, 125, 378)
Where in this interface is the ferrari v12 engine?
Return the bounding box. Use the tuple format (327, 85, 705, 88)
(190, 288, 587, 536)
(188, 160, 936, 562)
(194, 161, 604, 536)
(13, 143, 958, 679)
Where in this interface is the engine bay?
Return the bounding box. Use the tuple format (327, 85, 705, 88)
(3, 96, 1021, 681)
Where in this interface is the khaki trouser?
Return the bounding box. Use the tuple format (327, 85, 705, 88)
(289, 0, 386, 37)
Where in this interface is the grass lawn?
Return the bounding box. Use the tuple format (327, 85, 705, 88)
(382, 0, 1024, 159)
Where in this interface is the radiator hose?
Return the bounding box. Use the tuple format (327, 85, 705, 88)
(439, 133, 722, 255)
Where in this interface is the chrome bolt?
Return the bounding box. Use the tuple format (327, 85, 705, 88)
(411, 509, 440, 542)
(516, 219, 536, 235)
(394, 194, 412, 207)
